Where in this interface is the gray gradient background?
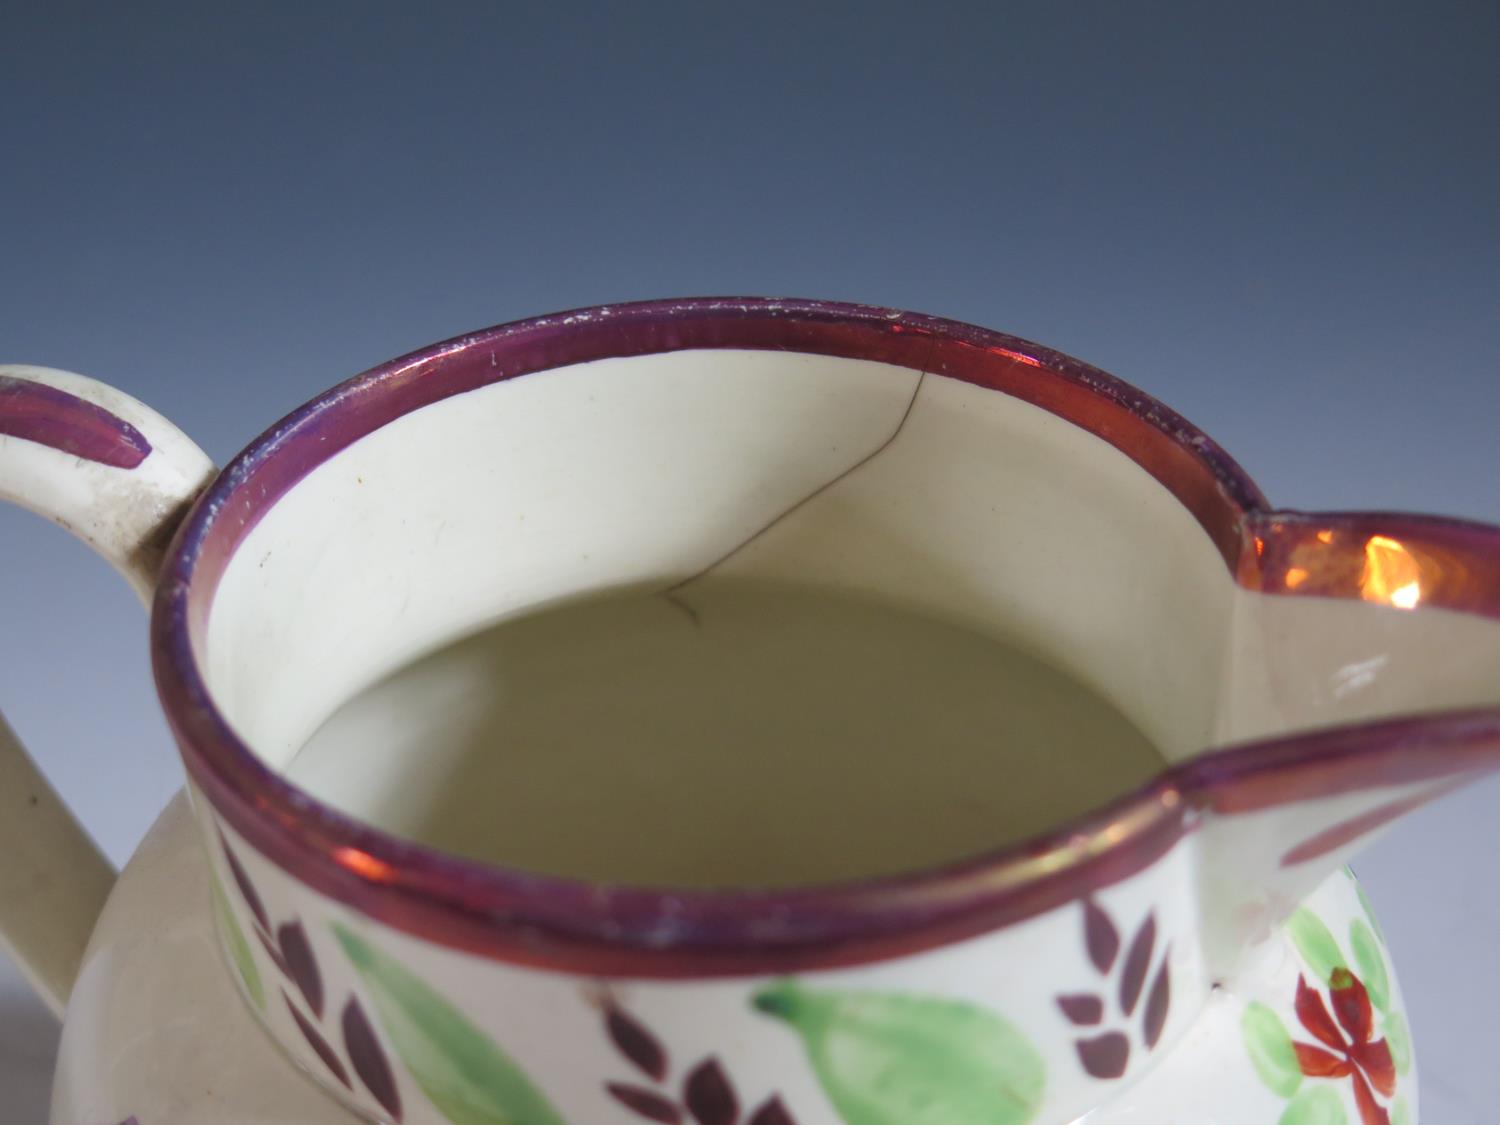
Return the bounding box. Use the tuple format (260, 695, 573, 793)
(2, 2, 1497, 1120)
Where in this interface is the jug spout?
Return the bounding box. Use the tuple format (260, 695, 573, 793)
(1187, 712, 1500, 979)
(1187, 510, 1500, 979)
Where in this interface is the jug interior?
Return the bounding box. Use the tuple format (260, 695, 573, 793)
(194, 347, 1500, 884)
(287, 575, 1175, 885)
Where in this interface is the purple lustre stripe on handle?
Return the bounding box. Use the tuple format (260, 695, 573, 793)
(0, 376, 152, 469)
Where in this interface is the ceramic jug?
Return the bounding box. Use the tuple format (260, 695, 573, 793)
(3, 298, 1498, 1125)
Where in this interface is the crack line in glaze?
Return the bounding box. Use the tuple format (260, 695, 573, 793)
(661, 356, 932, 625)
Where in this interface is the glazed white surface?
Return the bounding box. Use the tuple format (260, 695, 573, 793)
(203, 350, 1231, 770)
(49, 795, 1416, 1125)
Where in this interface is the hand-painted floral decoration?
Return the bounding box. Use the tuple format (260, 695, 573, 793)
(602, 995, 799, 1124)
(1240, 888, 1412, 1125)
(1056, 899, 1172, 1079)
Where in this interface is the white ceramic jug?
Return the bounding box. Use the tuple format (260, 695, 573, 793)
(5, 299, 1498, 1124)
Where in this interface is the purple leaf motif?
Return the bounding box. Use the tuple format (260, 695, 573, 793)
(607, 1083, 683, 1123)
(683, 1058, 738, 1125)
(1143, 951, 1171, 1049)
(283, 990, 350, 1088)
(1076, 1031, 1130, 1079)
(1119, 913, 1156, 1017)
(1056, 993, 1104, 1025)
(607, 1002, 670, 1081)
(748, 1097, 799, 1125)
(254, 927, 291, 977)
(1083, 899, 1120, 974)
(277, 920, 324, 1019)
(343, 997, 402, 1120)
(219, 832, 270, 934)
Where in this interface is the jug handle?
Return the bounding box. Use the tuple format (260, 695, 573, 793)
(0, 365, 215, 1016)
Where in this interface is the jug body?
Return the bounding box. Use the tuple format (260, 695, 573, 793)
(51, 796, 1418, 1125)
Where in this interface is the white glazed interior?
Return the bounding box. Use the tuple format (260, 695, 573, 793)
(201, 347, 1500, 835)
(204, 351, 1227, 768)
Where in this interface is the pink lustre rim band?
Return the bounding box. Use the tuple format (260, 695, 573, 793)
(150, 297, 1500, 977)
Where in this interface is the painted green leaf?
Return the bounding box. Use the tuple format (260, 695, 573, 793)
(1384, 1010, 1413, 1076)
(210, 867, 264, 1010)
(334, 925, 567, 1125)
(1391, 1095, 1411, 1125)
(753, 979, 1044, 1125)
(1349, 919, 1390, 1014)
(1241, 1002, 1302, 1097)
(1278, 1085, 1348, 1125)
(1286, 908, 1346, 984)
(1352, 876, 1386, 943)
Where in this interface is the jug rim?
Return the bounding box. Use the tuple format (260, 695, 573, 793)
(149, 296, 1500, 975)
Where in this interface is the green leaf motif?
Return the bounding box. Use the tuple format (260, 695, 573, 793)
(1241, 1002, 1303, 1097)
(334, 925, 567, 1125)
(210, 868, 264, 1011)
(1384, 1010, 1413, 1076)
(1391, 1095, 1411, 1125)
(1349, 919, 1391, 1014)
(1286, 908, 1346, 984)
(753, 979, 1044, 1125)
(1278, 1085, 1349, 1125)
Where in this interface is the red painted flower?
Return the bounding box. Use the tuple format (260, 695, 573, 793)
(1292, 970, 1397, 1125)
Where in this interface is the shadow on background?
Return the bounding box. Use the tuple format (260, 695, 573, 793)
(0, 966, 58, 1123)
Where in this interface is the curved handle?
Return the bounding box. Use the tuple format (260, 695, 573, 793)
(0, 364, 215, 1015)
(1, 365, 216, 601)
